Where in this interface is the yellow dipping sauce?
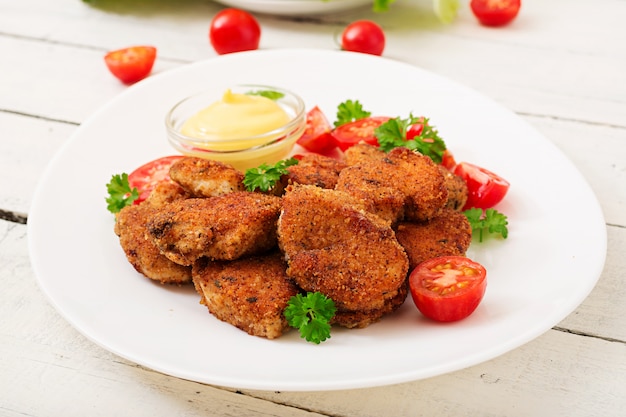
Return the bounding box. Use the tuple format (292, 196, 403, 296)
(180, 89, 291, 150)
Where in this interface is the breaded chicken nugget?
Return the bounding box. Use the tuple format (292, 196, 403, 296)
(439, 165, 468, 211)
(114, 182, 192, 285)
(278, 185, 409, 312)
(282, 153, 348, 190)
(337, 146, 448, 224)
(169, 156, 245, 198)
(147, 192, 281, 266)
(335, 161, 406, 224)
(386, 147, 448, 222)
(332, 280, 409, 329)
(192, 252, 298, 339)
(395, 208, 472, 270)
(343, 142, 386, 166)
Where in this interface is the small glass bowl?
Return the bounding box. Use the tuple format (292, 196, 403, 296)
(166, 84, 306, 171)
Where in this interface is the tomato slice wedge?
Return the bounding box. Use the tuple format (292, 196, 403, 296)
(297, 106, 337, 154)
(104, 46, 157, 84)
(331, 116, 391, 151)
(453, 162, 510, 210)
(409, 256, 487, 322)
(128, 155, 183, 204)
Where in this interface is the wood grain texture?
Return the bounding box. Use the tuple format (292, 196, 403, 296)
(1, 0, 624, 415)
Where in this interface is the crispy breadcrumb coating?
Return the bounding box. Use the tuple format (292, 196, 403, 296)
(192, 252, 298, 339)
(169, 156, 245, 198)
(147, 192, 281, 266)
(282, 153, 348, 189)
(114, 182, 192, 285)
(332, 280, 409, 329)
(439, 165, 468, 211)
(278, 184, 409, 312)
(395, 208, 472, 270)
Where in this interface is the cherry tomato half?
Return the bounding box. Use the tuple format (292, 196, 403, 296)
(470, 0, 521, 27)
(409, 256, 487, 322)
(331, 116, 391, 151)
(453, 162, 510, 210)
(128, 155, 184, 205)
(297, 106, 337, 154)
(341, 20, 385, 56)
(209, 8, 261, 55)
(104, 46, 157, 84)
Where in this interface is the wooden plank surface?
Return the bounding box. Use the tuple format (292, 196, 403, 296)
(1, 0, 625, 415)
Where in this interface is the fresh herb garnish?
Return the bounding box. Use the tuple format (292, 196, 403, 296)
(243, 158, 298, 192)
(463, 207, 509, 242)
(334, 99, 371, 127)
(105, 173, 139, 214)
(246, 90, 285, 100)
(284, 292, 336, 344)
(375, 115, 447, 164)
(373, 0, 395, 12)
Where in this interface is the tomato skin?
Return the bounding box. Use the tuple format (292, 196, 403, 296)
(209, 9, 261, 55)
(341, 20, 385, 56)
(406, 122, 424, 140)
(104, 46, 157, 84)
(331, 116, 391, 151)
(453, 162, 510, 210)
(297, 106, 337, 154)
(441, 150, 457, 170)
(128, 155, 184, 204)
(470, 0, 521, 27)
(409, 256, 487, 322)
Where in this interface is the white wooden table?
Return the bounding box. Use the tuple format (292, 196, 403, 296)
(1, 0, 625, 415)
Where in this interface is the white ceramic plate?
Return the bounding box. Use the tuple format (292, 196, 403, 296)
(212, 0, 372, 15)
(28, 49, 606, 392)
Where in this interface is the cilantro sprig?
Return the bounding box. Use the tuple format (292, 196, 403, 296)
(334, 99, 371, 127)
(243, 158, 298, 192)
(284, 292, 336, 344)
(464, 208, 509, 242)
(375, 115, 447, 164)
(105, 173, 139, 214)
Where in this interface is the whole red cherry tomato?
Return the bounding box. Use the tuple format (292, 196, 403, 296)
(104, 46, 157, 84)
(409, 256, 487, 322)
(470, 0, 521, 27)
(209, 9, 261, 55)
(341, 20, 385, 56)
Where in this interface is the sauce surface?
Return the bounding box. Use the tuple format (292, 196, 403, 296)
(180, 89, 291, 142)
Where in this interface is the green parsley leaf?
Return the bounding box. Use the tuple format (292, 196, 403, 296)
(243, 158, 298, 192)
(246, 90, 285, 100)
(373, 0, 396, 12)
(463, 207, 509, 242)
(284, 292, 336, 344)
(105, 173, 139, 214)
(375, 115, 447, 164)
(334, 99, 371, 127)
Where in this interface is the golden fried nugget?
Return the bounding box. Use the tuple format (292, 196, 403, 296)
(147, 192, 281, 266)
(331, 280, 409, 329)
(343, 142, 386, 166)
(169, 156, 245, 198)
(283, 153, 348, 189)
(114, 185, 192, 285)
(278, 185, 409, 312)
(439, 165, 468, 211)
(395, 208, 472, 270)
(192, 252, 298, 339)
